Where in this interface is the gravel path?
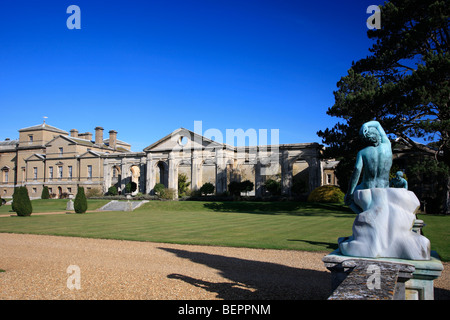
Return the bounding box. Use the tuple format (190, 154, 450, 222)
(0, 233, 448, 300)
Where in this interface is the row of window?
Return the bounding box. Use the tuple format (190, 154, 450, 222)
(2, 165, 94, 182)
(44, 165, 93, 180)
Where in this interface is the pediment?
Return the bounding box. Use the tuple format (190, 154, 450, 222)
(79, 150, 104, 158)
(144, 128, 226, 152)
(25, 154, 46, 161)
(45, 135, 77, 147)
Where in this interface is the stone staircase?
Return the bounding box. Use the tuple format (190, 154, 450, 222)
(99, 200, 149, 212)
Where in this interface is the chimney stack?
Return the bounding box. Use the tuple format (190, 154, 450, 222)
(95, 126, 104, 145)
(109, 130, 117, 150)
(70, 129, 78, 138)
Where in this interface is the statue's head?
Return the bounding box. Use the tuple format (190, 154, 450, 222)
(361, 127, 381, 146)
(396, 171, 404, 178)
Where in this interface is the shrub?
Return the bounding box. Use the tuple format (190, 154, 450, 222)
(74, 186, 88, 213)
(41, 186, 50, 199)
(12, 187, 18, 212)
(178, 173, 191, 197)
(240, 180, 254, 195)
(14, 187, 32, 216)
(153, 183, 166, 194)
(200, 182, 215, 196)
(264, 179, 281, 195)
(154, 183, 165, 195)
(85, 188, 103, 198)
(108, 186, 118, 196)
(228, 180, 253, 196)
(159, 188, 176, 200)
(307, 185, 345, 203)
(228, 181, 242, 196)
(125, 182, 137, 194)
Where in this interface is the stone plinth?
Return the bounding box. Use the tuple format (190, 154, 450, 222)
(66, 199, 74, 211)
(323, 249, 443, 300)
(339, 188, 430, 260)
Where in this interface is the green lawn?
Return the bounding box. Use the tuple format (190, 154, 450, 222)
(0, 198, 110, 214)
(0, 199, 448, 261)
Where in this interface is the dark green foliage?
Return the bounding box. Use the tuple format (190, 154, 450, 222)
(154, 183, 165, 194)
(317, 0, 450, 212)
(228, 180, 254, 196)
(125, 182, 137, 194)
(12, 187, 18, 212)
(14, 187, 33, 216)
(240, 180, 254, 195)
(74, 187, 87, 214)
(108, 186, 118, 196)
(228, 181, 242, 196)
(41, 186, 50, 199)
(200, 182, 215, 196)
(264, 179, 281, 195)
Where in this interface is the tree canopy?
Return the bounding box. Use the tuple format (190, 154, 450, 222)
(318, 0, 449, 212)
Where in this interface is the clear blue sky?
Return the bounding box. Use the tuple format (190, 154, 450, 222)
(0, 0, 379, 152)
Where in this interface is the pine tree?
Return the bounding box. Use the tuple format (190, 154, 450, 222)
(74, 186, 87, 214)
(318, 0, 449, 213)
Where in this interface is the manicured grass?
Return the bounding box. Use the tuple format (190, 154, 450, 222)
(0, 199, 110, 214)
(0, 200, 448, 261)
(0, 200, 354, 252)
(417, 214, 450, 262)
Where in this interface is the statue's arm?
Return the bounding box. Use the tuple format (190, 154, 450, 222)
(345, 151, 363, 203)
(361, 120, 390, 144)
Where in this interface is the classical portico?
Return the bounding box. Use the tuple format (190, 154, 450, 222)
(102, 128, 326, 198)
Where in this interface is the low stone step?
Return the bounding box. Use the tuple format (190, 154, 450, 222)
(99, 200, 149, 212)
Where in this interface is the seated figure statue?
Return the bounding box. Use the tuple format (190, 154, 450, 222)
(390, 171, 408, 189)
(339, 121, 430, 260)
(345, 121, 392, 213)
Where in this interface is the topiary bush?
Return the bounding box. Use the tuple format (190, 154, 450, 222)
(200, 182, 215, 196)
(12, 187, 18, 212)
(14, 187, 33, 216)
(41, 186, 50, 199)
(307, 185, 345, 203)
(74, 186, 88, 213)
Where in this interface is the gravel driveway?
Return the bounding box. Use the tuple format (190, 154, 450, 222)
(0, 233, 448, 300)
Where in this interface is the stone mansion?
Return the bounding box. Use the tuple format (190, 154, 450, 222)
(0, 122, 338, 199)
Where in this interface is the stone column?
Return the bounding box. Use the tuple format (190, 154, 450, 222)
(140, 157, 146, 194)
(103, 159, 111, 194)
(281, 151, 293, 196)
(146, 154, 155, 194)
(120, 159, 127, 193)
(306, 157, 322, 192)
(215, 148, 227, 194)
(191, 151, 201, 191)
(254, 160, 263, 197)
(168, 152, 178, 198)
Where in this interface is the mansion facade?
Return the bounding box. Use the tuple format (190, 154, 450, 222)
(0, 122, 338, 199)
